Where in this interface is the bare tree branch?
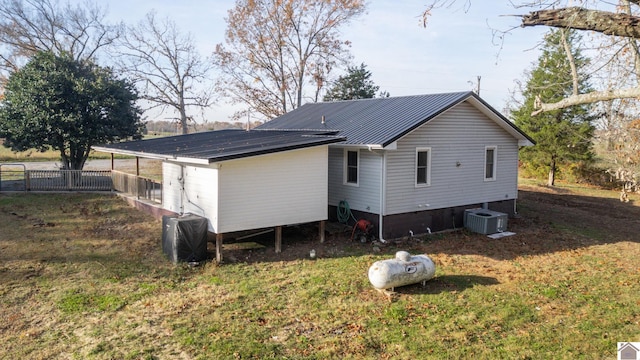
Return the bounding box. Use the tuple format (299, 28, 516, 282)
(115, 11, 214, 134)
(0, 0, 120, 81)
(214, 0, 365, 120)
(521, 7, 640, 39)
(532, 86, 640, 115)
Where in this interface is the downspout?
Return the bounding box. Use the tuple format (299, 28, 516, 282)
(379, 151, 387, 243)
(179, 165, 185, 215)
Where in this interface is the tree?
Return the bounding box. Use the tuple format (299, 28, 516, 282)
(510, 29, 595, 186)
(0, 0, 119, 81)
(115, 11, 213, 134)
(323, 63, 381, 101)
(214, 0, 366, 120)
(422, 1, 640, 114)
(0, 51, 144, 170)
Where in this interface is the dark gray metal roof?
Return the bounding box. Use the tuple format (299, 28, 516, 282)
(93, 129, 344, 164)
(257, 91, 534, 147)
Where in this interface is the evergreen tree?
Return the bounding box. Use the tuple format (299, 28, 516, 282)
(0, 51, 144, 170)
(323, 63, 381, 101)
(511, 29, 595, 186)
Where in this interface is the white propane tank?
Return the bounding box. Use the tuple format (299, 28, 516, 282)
(368, 251, 436, 290)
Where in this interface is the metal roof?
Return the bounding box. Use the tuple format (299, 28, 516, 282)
(257, 91, 534, 147)
(93, 129, 344, 165)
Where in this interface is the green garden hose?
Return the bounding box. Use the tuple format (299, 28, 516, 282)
(337, 200, 358, 225)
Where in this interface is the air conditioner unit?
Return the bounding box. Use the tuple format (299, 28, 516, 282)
(464, 208, 508, 235)
(162, 214, 208, 263)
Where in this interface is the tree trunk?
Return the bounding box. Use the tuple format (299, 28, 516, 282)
(179, 105, 188, 135)
(60, 149, 70, 170)
(548, 158, 556, 187)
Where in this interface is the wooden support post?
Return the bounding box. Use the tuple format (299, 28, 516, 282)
(110, 153, 114, 170)
(319, 220, 326, 243)
(275, 226, 282, 253)
(136, 157, 140, 176)
(216, 233, 223, 263)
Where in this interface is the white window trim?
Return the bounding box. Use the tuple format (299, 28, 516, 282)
(343, 149, 359, 187)
(415, 147, 431, 187)
(484, 145, 497, 182)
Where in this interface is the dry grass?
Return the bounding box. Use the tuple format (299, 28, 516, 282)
(0, 182, 639, 359)
(0, 146, 115, 162)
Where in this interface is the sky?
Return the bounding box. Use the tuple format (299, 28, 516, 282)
(94, 1, 550, 123)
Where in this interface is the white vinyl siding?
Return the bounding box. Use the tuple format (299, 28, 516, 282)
(162, 161, 219, 230)
(485, 146, 497, 181)
(182, 165, 219, 221)
(217, 146, 329, 233)
(162, 162, 185, 214)
(384, 101, 519, 215)
(344, 149, 359, 186)
(415, 147, 431, 187)
(162, 146, 330, 234)
(329, 147, 381, 214)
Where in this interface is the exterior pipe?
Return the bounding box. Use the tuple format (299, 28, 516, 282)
(379, 151, 387, 243)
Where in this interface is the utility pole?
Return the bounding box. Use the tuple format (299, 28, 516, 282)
(468, 75, 481, 96)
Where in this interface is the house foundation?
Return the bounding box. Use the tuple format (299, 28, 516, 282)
(329, 199, 516, 240)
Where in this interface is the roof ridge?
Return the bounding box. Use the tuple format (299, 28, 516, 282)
(305, 91, 474, 106)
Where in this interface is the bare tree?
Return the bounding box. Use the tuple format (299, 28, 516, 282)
(423, 1, 640, 114)
(214, 0, 366, 120)
(115, 11, 214, 134)
(0, 0, 119, 80)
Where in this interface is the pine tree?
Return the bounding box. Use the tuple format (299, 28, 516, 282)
(323, 63, 380, 101)
(511, 29, 595, 186)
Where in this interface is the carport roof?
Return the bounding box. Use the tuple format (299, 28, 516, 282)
(93, 129, 345, 165)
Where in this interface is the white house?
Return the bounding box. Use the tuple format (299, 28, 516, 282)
(257, 91, 534, 240)
(94, 129, 344, 261)
(95, 91, 533, 251)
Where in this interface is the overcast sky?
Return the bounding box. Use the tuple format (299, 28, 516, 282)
(95, 1, 550, 123)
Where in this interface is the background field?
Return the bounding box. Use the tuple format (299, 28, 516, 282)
(0, 182, 638, 359)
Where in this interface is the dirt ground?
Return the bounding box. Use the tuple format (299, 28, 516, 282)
(214, 183, 640, 267)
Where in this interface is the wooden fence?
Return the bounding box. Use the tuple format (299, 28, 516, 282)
(0, 169, 162, 204)
(26, 170, 113, 191)
(111, 170, 162, 203)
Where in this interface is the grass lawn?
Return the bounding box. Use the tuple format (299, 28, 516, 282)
(0, 183, 638, 359)
(0, 146, 118, 162)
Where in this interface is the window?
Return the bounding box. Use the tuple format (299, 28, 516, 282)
(344, 150, 359, 185)
(485, 146, 497, 181)
(416, 147, 431, 187)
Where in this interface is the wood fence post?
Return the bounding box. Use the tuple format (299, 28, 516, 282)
(319, 220, 325, 243)
(275, 226, 282, 253)
(216, 233, 223, 263)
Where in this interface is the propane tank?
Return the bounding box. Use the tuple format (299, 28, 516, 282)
(368, 251, 436, 290)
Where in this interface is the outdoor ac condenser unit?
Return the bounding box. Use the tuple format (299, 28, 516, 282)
(464, 208, 508, 235)
(162, 214, 208, 263)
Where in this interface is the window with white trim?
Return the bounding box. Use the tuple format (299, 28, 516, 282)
(344, 149, 359, 185)
(485, 146, 497, 181)
(415, 147, 431, 187)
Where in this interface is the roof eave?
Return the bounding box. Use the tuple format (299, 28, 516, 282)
(91, 146, 167, 161)
(93, 135, 345, 165)
(330, 143, 385, 150)
(92, 145, 211, 165)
